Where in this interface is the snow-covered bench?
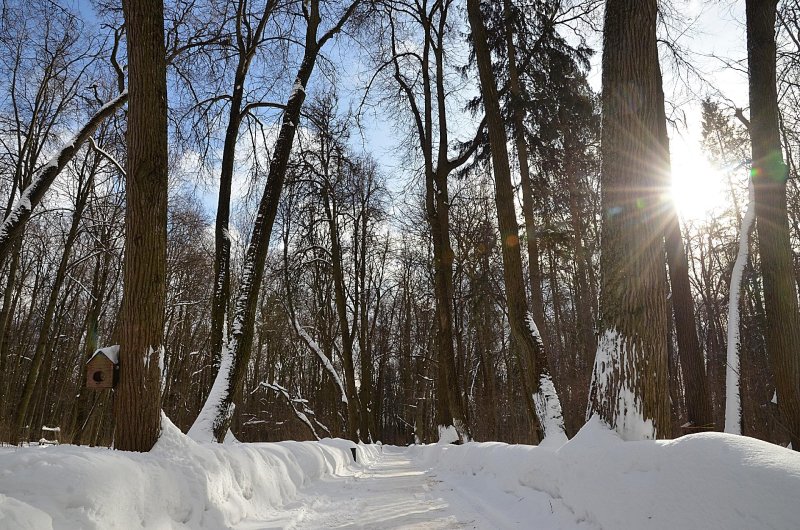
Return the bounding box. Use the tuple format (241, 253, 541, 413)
(38, 426, 60, 446)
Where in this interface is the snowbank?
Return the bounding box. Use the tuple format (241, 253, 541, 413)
(3, 415, 797, 529)
(411, 416, 800, 530)
(0, 415, 366, 529)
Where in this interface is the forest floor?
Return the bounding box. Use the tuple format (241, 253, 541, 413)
(237, 446, 588, 529)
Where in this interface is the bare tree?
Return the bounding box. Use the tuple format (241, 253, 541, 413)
(193, 0, 363, 443)
(113, 0, 170, 452)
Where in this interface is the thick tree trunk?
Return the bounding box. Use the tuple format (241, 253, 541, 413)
(467, 0, 565, 443)
(427, 168, 467, 439)
(746, 0, 800, 449)
(587, 0, 670, 439)
(114, 0, 169, 452)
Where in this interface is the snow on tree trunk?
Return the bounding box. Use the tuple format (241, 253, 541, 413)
(437, 424, 460, 444)
(725, 180, 755, 435)
(588, 329, 656, 441)
(0, 91, 128, 262)
(436, 421, 471, 444)
(188, 328, 234, 443)
(527, 314, 567, 445)
(292, 317, 348, 404)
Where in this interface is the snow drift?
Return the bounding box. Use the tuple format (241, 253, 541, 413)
(1, 414, 798, 529)
(411, 416, 800, 530)
(0, 415, 374, 529)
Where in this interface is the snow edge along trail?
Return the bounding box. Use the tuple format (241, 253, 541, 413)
(1, 414, 800, 529)
(0, 414, 379, 530)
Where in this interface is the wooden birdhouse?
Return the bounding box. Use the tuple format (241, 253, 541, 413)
(86, 345, 120, 390)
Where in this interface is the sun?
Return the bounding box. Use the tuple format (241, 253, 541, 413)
(669, 141, 727, 222)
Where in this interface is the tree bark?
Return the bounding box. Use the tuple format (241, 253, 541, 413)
(746, 0, 800, 449)
(467, 0, 565, 443)
(114, 0, 169, 452)
(587, 0, 670, 439)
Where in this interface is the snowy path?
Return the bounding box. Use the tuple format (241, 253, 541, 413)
(237, 446, 593, 530)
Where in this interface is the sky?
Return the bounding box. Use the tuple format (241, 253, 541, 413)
(65, 0, 753, 223)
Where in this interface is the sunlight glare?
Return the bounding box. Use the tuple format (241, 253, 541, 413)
(670, 141, 726, 222)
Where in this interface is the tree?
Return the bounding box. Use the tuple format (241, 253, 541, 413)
(208, 0, 280, 388)
(746, 0, 800, 450)
(587, 0, 670, 440)
(374, 0, 483, 442)
(192, 0, 363, 443)
(113, 0, 170, 452)
(657, 87, 713, 434)
(467, 0, 566, 443)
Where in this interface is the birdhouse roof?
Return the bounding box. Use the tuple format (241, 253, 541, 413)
(87, 345, 120, 365)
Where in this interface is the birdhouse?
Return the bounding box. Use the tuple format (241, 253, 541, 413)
(86, 345, 120, 390)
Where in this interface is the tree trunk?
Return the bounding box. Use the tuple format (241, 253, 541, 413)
(655, 74, 713, 431)
(664, 210, 714, 430)
(209, 1, 276, 385)
(322, 185, 361, 441)
(10, 167, 93, 444)
(0, 238, 21, 427)
(206, 8, 325, 442)
(746, 0, 800, 449)
(114, 0, 169, 452)
(467, 0, 565, 443)
(501, 0, 548, 344)
(427, 168, 469, 440)
(208, 79, 244, 383)
(587, 0, 670, 440)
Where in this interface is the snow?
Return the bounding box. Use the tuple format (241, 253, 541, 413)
(725, 179, 755, 435)
(87, 345, 119, 365)
(0, 414, 362, 529)
(437, 424, 459, 444)
(588, 328, 655, 440)
(1, 416, 798, 529)
(412, 417, 800, 529)
(188, 329, 234, 443)
(289, 78, 306, 99)
(534, 373, 568, 447)
(292, 318, 348, 404)
(526, 312, 567, 444)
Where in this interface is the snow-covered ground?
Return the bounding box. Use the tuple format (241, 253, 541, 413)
(1, 415, 799, 529)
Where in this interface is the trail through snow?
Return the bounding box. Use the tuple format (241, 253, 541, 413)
(237, 446, 592, 530)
